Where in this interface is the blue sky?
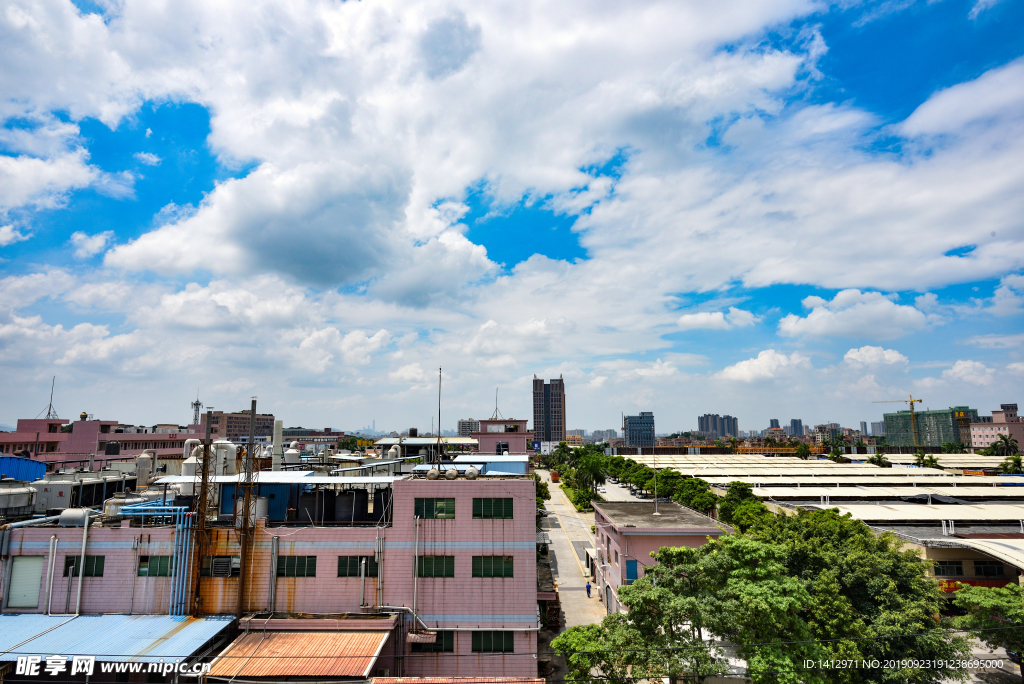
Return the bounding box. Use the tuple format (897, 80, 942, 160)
(1, 0, 1023, 434)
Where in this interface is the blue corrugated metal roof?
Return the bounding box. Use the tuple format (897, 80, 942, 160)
(0, 614, 234, 663)
(0, 456, 46, 482)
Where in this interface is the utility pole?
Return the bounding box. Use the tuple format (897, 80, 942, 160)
(191, 409, 214, 617)
(237, 398, 257, 618)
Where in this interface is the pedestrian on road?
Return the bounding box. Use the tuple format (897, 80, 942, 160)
(586, 582, 592, 598)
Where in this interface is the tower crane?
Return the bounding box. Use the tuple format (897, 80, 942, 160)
(873, 395, 923, 448)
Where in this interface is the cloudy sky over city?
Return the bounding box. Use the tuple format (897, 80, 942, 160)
(2, 0, 1023, 433)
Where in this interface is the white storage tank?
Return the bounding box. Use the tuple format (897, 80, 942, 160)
(59, 508, 91, 527)
(103, 492, 147, 517)
(234, 496, 269, 527)
(284, 447, 301, 465)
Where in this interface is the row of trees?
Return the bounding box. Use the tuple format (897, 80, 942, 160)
(553, 506, 1022, 684)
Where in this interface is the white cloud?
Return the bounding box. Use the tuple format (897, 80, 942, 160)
(843, 345, 908, 366)
(941, 360, 995, 386)
(0, 225, 30, 247)
(1008, 362, 1024, 374)
(133, 152, 161, 166)
(389, 363, 426, 383)
(69, 231, 114, 258)
(718, 349, 809, 382)
(677, 307, 759, 331)
(778, 290, 928, 339)
(677, 311, 729, 330)
(965, 332, 1024, 349)
(968, 0, 1003, 20)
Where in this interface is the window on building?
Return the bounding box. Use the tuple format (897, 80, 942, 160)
(338, 556, 379, 577)
(472, 556, 513, 578)
(138, 555, 172, 577)
(614, 550, 618, 564)
(277, 556, 317, 577)
(472, 631, 514, 653)
(625, 560, 639, 585)
(974, 560, 1004, 577)
(64, 555, 104, 577)
(415, 498, 455, 519)
(411, 631, 455, 652)
(472, 498, 513, 519)
(417, 556, 455, 577)
(201, 556, 240, 577)
(933, 560, 964, 576)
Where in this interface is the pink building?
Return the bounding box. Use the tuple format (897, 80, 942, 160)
(0, 475, 540, 679)
(590, 501, 730, 613)
(472, 419, 534, 455)
(970, 403, 1023, 451)
(1, 415, 199, 467)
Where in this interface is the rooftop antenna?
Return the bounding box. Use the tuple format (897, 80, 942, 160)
(36, 376, 59, 419)
(490, 387, 505, 420)
(436, 367, 444, 464)
(191, 391, 203, 426)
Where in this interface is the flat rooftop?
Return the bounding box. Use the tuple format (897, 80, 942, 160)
(593, 501, 730, 532)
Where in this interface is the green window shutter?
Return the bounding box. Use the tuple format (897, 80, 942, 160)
(472, 556, 482, 577)
(503, 498, 514, 519)
(94, 556, 105, 577)
(503, 556, 514, 578)
(445, 498, 456, 518)
(483, 631, 493, 652)
(443, 631, 454, 651)
(444, 556, 454, 577)
(418, 556, 425, 577)
(503, 631, 514, 652)
(414, 498, 424, 518)
(471, 632, 481, 652)
(338, 556, 344, 577)
(286, 556, 297, 577)
(307, 556, 316, 577)
(473, 498, 482, 518)
(481, 498, 492, 519)
(276, 557, 285, 577)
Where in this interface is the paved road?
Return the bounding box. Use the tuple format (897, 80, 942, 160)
(538, 470, 606, 628)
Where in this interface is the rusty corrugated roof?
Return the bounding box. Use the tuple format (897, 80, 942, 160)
(209, 631, 389, 678)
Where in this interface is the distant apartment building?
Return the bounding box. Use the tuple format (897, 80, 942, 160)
(970, 404, 1023, 450)
(814, 424, 842, 444)
(769, 419, 780, 429)
(623, 412, 655, 448)
(532, 376, 566, 443)
(860, 421, 868, 436)
(883, 406, 978, 447)
(457, 418, 481, 437)
(697, 414, 738, 439)
(787, 418, 804, 437)
(566, 429, 586, 438)
(871, 421, 885, 437)
(200, 410, 276, 442)
(591, 429, 617, 443)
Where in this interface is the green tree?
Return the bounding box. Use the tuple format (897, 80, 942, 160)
(794, 442, 811, 460)
(941, 441, 967, 454)
(914, 450, 941, 469)
(717, 481, 759, 523)
(989, 433, 1020, 457)
(867, 452, 890, 468)
(574, 454, 606, 493)
(998, 453, 1024, 475)
(730, 498, 771, 532)
(952, 583, 1024, 656)
(674, 477, 719, 515)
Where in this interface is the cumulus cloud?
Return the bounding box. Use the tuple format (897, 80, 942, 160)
(778, 290, 928, 339)
(677, 307, 760, 331)
(133, 152, 161, 166)
(843, 345, 908, 366)
(941, 360, 995, 385)
(0, 225, 30, 247)
(718, 349, 810, 382)
(70, 231, 114, 258)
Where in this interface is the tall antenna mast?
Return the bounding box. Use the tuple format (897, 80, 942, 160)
(191, 391, 203, 426)
(45, 377, 58, 419)
(490, 387, 504, 420)
(437, 367, 443, 464)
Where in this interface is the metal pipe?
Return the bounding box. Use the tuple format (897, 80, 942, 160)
(360, 558, 366, 608)
(412, 517, 419, 622)
(268, 536, 279, 611)
(74, 519, 88, 615)
(45, 535, 57, 615)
